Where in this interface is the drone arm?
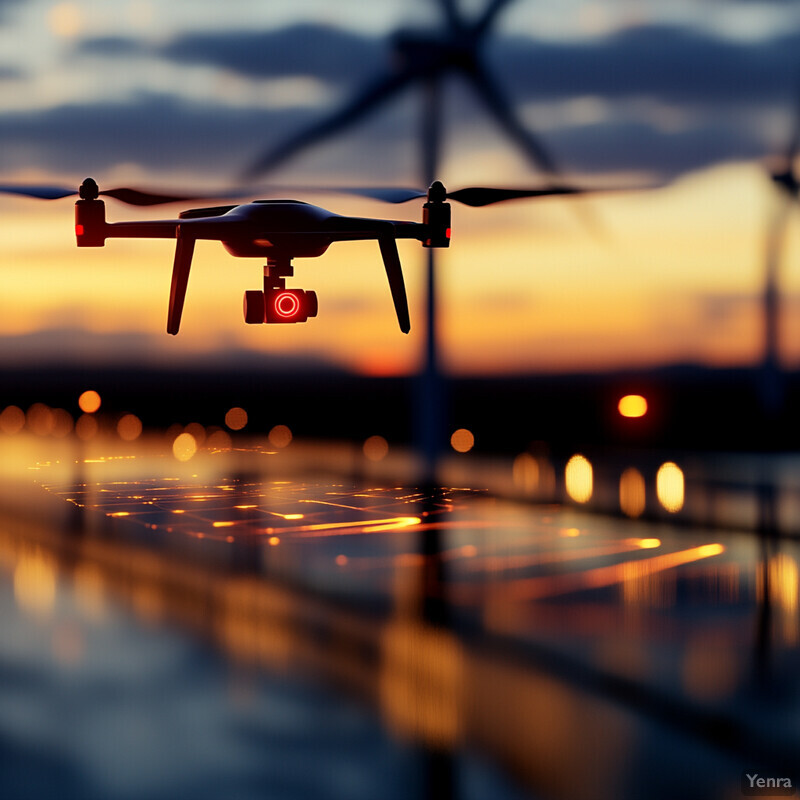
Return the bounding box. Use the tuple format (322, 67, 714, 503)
(103, 220, 181, 239)
(167, 228, 196, 335)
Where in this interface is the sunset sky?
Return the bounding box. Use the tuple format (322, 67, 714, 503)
(1, 0, 800, 375)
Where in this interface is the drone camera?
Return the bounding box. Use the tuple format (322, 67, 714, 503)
(243, 288, 318, 324)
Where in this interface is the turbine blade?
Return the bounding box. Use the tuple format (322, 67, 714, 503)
(0, 184, 76, 200)
(760, 195, 794, 410)
(466, 60, 611, 237)
(245, 70, 414, 179)
(473, 0, 517, 38)
(784, 69, 800, 168)
(436, 0, 464, 30)
(465, 58, 559, 178)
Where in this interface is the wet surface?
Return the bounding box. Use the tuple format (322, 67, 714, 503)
(0, 439, 798, 799)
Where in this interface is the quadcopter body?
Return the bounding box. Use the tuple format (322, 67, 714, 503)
(74, 178, 452, 335)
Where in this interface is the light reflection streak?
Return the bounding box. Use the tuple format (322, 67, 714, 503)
(264, 511, 305, 520)
(472, 544, 725, 603)
(299, 499, 372, 511)
(459, 539, 661, 574)
(278, 516, 422, 538)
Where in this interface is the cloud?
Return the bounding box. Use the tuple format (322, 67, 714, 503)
(77, 24, 384, 85)
(76, 22, 800, 107)
(0, 89, 773, 183)
(6, 22, 800, 182)
(488, 25, 800, 106)
(546, 116, 767, 175)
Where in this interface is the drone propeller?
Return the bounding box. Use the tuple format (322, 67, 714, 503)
(306, 183, 624, 207)
(0, 181, 241, 206)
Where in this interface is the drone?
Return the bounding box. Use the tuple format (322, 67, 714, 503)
(1, 177, 610, 335)
(72, 177, 459, 335)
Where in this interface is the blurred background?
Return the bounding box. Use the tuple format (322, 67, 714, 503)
(1, 0, 800, 451)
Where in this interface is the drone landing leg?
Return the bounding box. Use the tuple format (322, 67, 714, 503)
(167, 232, 196, 335)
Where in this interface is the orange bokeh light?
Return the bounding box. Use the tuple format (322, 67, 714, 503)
(0, 406, 25, 435)
(78, 390, 101, 414)
(565, 454, 593, 503)
(172, 432, 197, 462)
(75, 413, 98, 441)
(450, 428, 475, 453)
(618, 394, 647, 418)
(117, 414, 142, 442)
(363, 435, 389, 462)
(269, 424, 292, 449)
(224, 407, 248, 431)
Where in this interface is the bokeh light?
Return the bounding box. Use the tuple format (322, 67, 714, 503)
(0, 406, 26, 435)
(363, 435, 389, 462)
(14, 549, 57, 617)
(565, 454, 593, 503)
(75, 414, 98, 441)
(184, 422, 206, 446)
(117, 414, 143, 442)
(51, 409, 74, 438)
(26, 404, 54, 436)
(269, 424, 292, 449)
(78, 390, 101, 414)
(172, 432, 198, 462)
(657, 462, 685, 513)
(618, 394, 648, 418)
(619, 467, 646, 518)
(225, 407, 248, 431)
(450, 428, 474, 453)
(512, 453, 539, 494)
(206, 429, 232, 451)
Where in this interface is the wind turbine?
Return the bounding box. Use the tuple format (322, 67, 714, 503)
(761, 96, 800, 416)
(246, 0, 568, 478)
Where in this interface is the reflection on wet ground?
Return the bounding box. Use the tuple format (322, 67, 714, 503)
(0, 438, 798, 799)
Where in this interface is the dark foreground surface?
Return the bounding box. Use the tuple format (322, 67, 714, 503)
(0, 435, 797, 800)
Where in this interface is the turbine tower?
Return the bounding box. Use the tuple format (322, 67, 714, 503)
(246, 0, 565, 478)
(761, 96, 800, 416)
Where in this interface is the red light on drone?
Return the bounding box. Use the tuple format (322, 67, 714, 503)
(445, 227, 451, 239)
(75, 224, 84, 236)
(274, 291, 301, 319)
